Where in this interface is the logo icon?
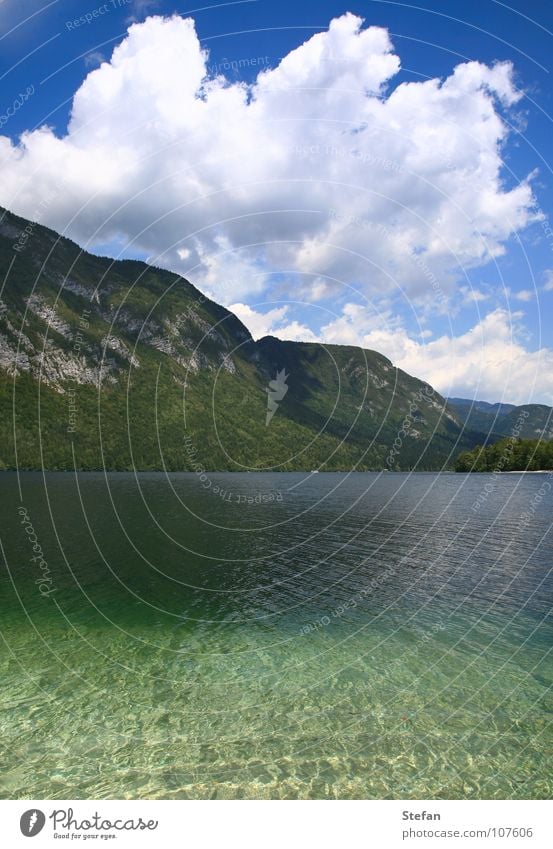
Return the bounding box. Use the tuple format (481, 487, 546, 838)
(266, 368, 289, 425)
(20, 809, 46, 837)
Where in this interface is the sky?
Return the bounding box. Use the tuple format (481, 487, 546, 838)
(1, 0, 553, 404)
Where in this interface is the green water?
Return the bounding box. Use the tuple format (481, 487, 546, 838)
(1, 471, 551, 799)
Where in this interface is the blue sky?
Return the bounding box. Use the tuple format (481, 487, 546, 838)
(1, 0, 553, 403)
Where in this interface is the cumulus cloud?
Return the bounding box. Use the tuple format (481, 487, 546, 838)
(84, 51, 106, 69)
(460, 285, 489, 305)
(229, 303, 318, 342)
(229, 303, 289, 339)
(0, 12, 539, 308)
(543, 270, 553, 292)
(512, 289, 534, 302)
(126, 0, 161, 23)
(2, 11, 549, 403)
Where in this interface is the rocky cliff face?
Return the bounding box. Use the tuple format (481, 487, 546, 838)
(0, 205, 481, 471)
(0, 208, 252, 392)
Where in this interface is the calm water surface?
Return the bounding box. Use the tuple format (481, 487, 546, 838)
(0, 471, 551, 799)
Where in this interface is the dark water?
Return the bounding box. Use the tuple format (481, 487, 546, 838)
(0, 471, 552, 799)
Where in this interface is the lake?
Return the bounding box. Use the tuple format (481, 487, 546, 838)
(1, 471, 551, 799)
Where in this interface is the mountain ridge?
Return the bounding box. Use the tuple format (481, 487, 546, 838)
(0, 205, 549, 471)
(447, 397, 553, 441)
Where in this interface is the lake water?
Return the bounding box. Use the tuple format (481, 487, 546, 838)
(1, 471, 551, 799)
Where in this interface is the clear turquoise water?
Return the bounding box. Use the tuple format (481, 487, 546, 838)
(0, 471, 551, 799)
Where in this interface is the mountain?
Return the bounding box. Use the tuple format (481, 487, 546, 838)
(448, 397, 553, 440)
(447, 398, 517, 417)
(0, 206, 506, 471)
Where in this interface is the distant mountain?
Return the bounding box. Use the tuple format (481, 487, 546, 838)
(0, 206, 528, 471)
(448, 398, 553, 440)
(448, 398, 517, 416)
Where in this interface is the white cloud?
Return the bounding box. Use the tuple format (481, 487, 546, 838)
(229, 303, 318, 342)
(126, 0, 161, 24)
(0, 12, 539, 309)
(84, 51, 106, 69)
(513, 289, 534, 302)
(503, 286, 535, 303)
(543, 270, 553, 291)
(190, 238, 269, 304)
(274, 320, 319, 342)
(229, 303, 289, 339)
(460, 285, 489, 305)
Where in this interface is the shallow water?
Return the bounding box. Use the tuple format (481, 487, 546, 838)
(1, 471, 551, 798)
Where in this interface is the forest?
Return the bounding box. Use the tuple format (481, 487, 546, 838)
(455, 437, 553, 472)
